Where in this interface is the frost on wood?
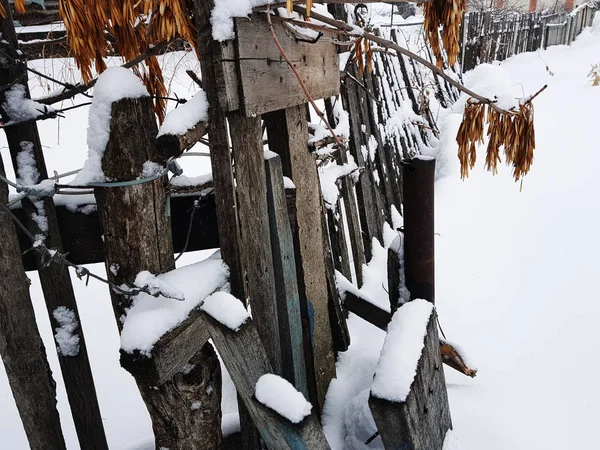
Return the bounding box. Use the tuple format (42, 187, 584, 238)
(254, 374, 312, 424)
(200, 291, 250, 331)
(53, 307, 80, 357)
(75, 67, 149, 184)
(16, 142, 48, 241)
(371, 299, 434, 402)
(120, 258, 229, 356)
(157, 89, 209, 137)
(2, 84, 56, 125)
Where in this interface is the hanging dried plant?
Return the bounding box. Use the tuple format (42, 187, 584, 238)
(13, 0, 25, 14)
(56, 0, 196, 121)
(457, 97, 538, 183)
(423, 0, 465, 68)
(287, 0, 313, 17)
(353, 37, 373, 77)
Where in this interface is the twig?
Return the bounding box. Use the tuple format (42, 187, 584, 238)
(186, 70, 203, 89)
(1, 102, 92, 128)
(266, 7, 345, 149)
(343, 71, 382, 105)
(291, 6, 547, 113)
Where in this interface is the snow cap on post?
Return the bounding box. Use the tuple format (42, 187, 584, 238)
(371, 299, 434, 402)
(75, 67, 149, 184)
(255, 373, 312, 423)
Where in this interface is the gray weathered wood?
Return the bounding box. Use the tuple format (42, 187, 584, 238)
(0, 154, 66, 450)
(195, 2, 262, 447)
(205, 314, 331, 450)
(265, 155, 309, 398)
(0, 4, 108, 447)
(235, 13, 339, 117)
(229, 113, 283, 376)
(369, 316, 452, 450)
(95, 97, 221, 450)
(155, 119, 208, 162)
(264, 104, 337, 412)
(120, 307, 212, 386)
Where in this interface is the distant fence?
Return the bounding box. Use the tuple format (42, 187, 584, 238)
(461, 4, 597, 71)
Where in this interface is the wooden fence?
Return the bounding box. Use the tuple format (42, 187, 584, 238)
(1, 2, 461, 449)
(461, 4, 597, 71)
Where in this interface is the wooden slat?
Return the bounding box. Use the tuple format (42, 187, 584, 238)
(155, 120, 208, 162)
(205, 314, 330, 450)
(369, 316, 452, 450)
(265, 155, 309, 398)
(264, 104, 337, 413)
(16, 193, 219, 271)
(235, 13, 339, 116)
(229, 113, 283, 376)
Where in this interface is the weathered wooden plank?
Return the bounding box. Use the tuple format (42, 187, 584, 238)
(155, 120, 208, 162)
(342, 291, 391, 332)
(205, 314, 330, 450)
(264, 104, 337, 412)
(403, 157, 435, 303)
(16, 193, 219, 271)
(235, 13, 339, 116)
(0, 154, 67, 450)
(369, 316, 452, 450)
(229, 113, 283, 376)
(95, 97, 221, 450)
(0, 5, 108, 447)
(120, 307, 212, 386)
(265, 154, 309, 398)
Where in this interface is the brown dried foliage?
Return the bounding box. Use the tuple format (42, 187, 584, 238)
(287, 0, 313, 17)
(353, 37, 373, 77)
(57, 0, 197, 121)
(458, 99, 537, 182)
(423, 0, 465, 68)
(0, 0, 25, 18)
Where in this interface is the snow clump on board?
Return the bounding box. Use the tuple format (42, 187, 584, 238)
(201, 291, 250, 331)
(75, 67, 149, 184)
(371, 299, 434, 402)
(157, 89, 209, 137)
(255, 373, 312, 423)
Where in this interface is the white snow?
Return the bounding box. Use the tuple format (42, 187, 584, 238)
(443, 429, 461, 450)
(133, 271, 185, 301)
(169, 173, 213, 187)
(211, 0, 273, 41)
(75, 67, 149, 184)
(283, 176, 296, 189)
(371, 299, 434, 402)
(157, 90, 209, 137)
(319, 155, 359, 210)
(2, 84, 56, 125)
(200, 291, 250, 331)
(221, 412, 241, 437)
(254, 373, 312, 423)
(263, 149, 279, 160)
(140, 161, 165, 179)
(121, 258, 229, 355)
(52, 307, 80, 357)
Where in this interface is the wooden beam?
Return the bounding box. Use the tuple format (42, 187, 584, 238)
(16, 193, 220, 271)
(342, 291, 391, 332)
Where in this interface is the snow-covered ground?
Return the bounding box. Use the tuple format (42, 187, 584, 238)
(1, 13, 600, 450)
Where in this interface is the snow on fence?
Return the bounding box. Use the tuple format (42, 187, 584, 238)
(461, 4, 597, 71)
(1, 2, 462, 449)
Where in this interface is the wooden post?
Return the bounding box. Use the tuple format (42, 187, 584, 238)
(369, 315, 452, 450)
(94, 96, 221, 450)
(0, 154, 66, 450)
(265, 154, 309, 398)
(0, 3, 108, 448)
(264, 104, 345, 412)
(402, 157, 435, 303)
